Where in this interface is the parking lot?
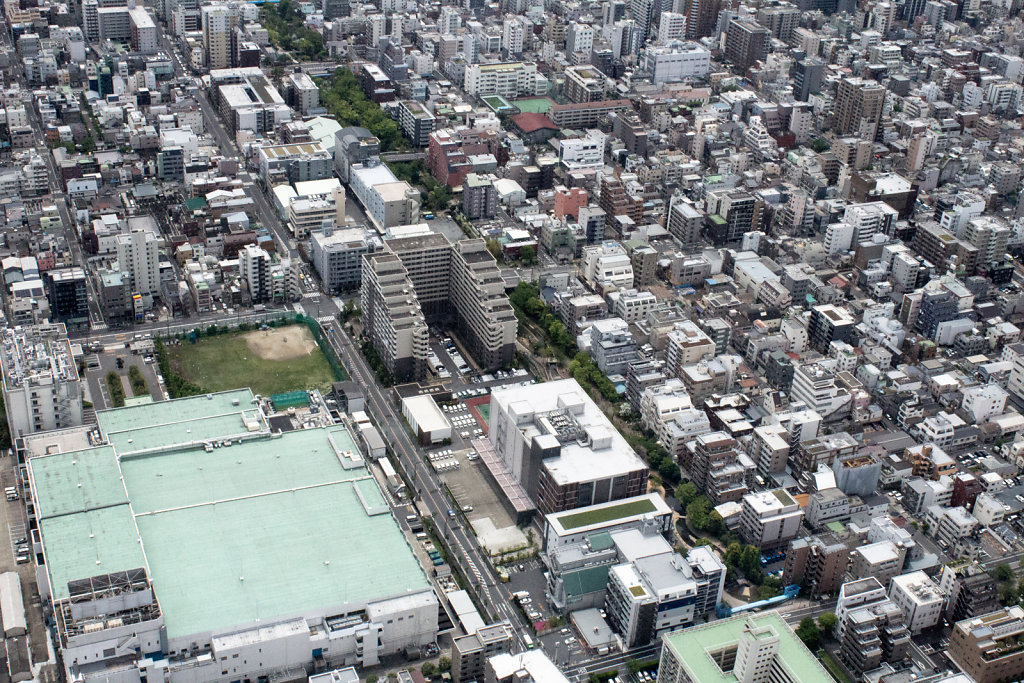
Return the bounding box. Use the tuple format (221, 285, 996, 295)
(82, 341, 165, 409)
(442, 400, 486, 441)
(434, 446, 516, 535)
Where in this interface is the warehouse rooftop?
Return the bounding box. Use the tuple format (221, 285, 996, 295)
(30, 390, 429, 641)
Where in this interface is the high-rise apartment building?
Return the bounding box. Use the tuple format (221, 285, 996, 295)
(704, 188, 758, 244)
(807, 304, 855, 353)
(792, 57, 824, 101)
(833, 77, 886, 141)
(310, 227, 381, 293)
(681, 0, 723, 38)
(115, 225, 159, 307)
(360, 252, 430, 382)
(366, 233, 516, 371)
(463, 173, 498, 220)
(724, 19, 769, 71)
(598, 176, 643, 226)
(667, 195, 703, 247)
(782, 533, 850, 597)
(201, 4, 231, 69)
(658, 613, 834, 683)
(449, 240, 518, 369)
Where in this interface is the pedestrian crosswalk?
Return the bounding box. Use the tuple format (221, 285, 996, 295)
(317, 315, 335, 324)
(466, 556, 485, 585)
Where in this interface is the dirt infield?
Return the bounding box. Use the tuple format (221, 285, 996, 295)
(244, 325, 318, 361)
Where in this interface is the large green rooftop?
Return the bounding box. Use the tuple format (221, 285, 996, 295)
(555, 497, 657, 530)
(662, 612, 834, 683)
(32, 391, 429, 641)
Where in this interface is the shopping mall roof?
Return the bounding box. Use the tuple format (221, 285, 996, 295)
(32, 390, 429, 641)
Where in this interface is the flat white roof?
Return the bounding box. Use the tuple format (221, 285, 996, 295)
(488, 651, 569, 682)
(402, 395, 450, 434)
(352, 163, 399, 187)
(491, 378, 647, 486)
(295, 177, 342, 197)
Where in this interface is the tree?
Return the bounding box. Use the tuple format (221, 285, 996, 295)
(808, 137, 830, 153)
(738, 545, 761, 577)
(438, 656, 451, 672)
(706, 511, 725, 536)
(996, 564, 1014, 582)
(675, 481, 698, 507)
(686, 497, 711, 530)
(420, 663, 437, 677)
(795, 617, 820, 649)
(758, 576, 782, 600)
(486, 238, 503, 260)
(520, 244, 537, 265)
(818, 612, 838, 637)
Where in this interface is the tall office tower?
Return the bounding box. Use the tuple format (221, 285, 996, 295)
(630, 0, 666, 42)
(791, 57, 824, 100)
(83, 0, 128, 41)
(833, 77, 886, 141)
(724, 18, 769, 71)
(682, 0, 723, 39)
(201, 4, 231, 69)
(603, 0, 628, 24)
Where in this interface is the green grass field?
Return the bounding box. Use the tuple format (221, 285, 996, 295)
(167, 326, 335, 396)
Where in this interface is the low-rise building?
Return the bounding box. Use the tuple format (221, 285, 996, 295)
(949, 606, 1024, 683)
(889, 571, 944, 633)
(311, 227, 383, 294)
(739, 489, 803, 551)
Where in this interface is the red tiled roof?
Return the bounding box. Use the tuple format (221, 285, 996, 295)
(511, 112, 558, 133)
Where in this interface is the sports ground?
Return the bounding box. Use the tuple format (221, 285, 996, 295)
(167, 325, 335, 396)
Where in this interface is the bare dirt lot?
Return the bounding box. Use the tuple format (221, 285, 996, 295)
(244, 326, 318, 361)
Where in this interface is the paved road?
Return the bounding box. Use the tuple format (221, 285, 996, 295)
(10, 54, 105, 329)
(303, 297, 526, 635)
(561, 642, 661, 681)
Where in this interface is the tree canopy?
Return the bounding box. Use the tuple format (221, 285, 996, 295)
(319, 69, 405, 152)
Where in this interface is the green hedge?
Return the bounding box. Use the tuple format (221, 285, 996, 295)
(106, 371, 125, 407)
